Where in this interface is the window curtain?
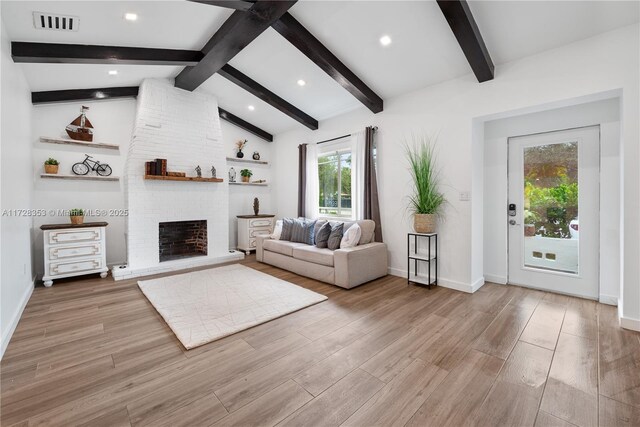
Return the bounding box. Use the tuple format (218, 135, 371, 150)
(298, 143, 319, 219)
(352, 126, 382, 242)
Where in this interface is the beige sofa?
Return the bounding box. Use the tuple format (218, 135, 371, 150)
(256, 219, 388, 289)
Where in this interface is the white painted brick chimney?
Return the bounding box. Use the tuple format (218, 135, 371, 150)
(115, 79, 241, 280)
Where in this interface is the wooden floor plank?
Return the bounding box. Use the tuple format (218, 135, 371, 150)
(473, 341, 553, 426)
(520, 301, 566, 350)
(278, 369, 384, 427)
(599, 395, 640, 427)
(472, 302, 536, 360)
(343, 358, 448, 427)
(406, 349, 504, 427)
(211, 380, 312, 427)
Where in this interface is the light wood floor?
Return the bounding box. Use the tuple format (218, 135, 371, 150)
(2, 256, 639, 427)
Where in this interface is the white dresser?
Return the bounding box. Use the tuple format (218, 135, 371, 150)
(237, 215, 275, 255)
(41, 222, 109, 287)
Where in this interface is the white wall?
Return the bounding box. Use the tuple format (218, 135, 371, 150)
(483, 98, 621, 305)
(272, 23, 640, 325)
(31, 99, 136, 275)
(221, 121, 273, 249)
(1, 20, 35, 357)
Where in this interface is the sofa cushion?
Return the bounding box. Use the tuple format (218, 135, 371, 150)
(314, 220, 327, 242)
(263, 239, 306, 257)
(315, 221, 332, 248)
(327, 222, 344, 250)
(290, 219, 317, 244)
(280, 218, 295, 241)
(340, 223, 361, 248)
(342, 220, 375, 245)
(292, 245, 335, 267)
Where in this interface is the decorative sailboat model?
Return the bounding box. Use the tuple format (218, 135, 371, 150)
(66, 106, 94, 142)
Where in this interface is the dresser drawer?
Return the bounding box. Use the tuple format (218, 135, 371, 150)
(48, 228, 102, 245)
(249, 218, 272, 228)
(249, 238, 257, 248)
(49, 258, 103, 277)
(49, 243, 102, 260)
(250, 228, 271, 238)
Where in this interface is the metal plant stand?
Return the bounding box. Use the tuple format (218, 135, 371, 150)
(407, 232, 438, 289)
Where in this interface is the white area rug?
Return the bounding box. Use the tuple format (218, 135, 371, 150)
(138, 264, 327, 349)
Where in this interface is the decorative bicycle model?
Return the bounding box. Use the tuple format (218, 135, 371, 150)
(72, 154, 113, 177)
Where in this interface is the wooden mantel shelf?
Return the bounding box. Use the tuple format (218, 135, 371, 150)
(144, 175, 223, 183)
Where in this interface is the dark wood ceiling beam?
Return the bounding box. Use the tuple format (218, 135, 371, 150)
(218, 64, 318, 130)
(187, 0, 254, 11)
(12, 42, 203, 66)
(272, 12, 383, 114)
(175, 0, 296, 91)
(436, 0, 494, 82)
(31, 87, 139, 104)
(218, 108, 273, 142)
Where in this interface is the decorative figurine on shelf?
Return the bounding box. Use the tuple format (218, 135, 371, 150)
(72, 154, 112, 176)
(236, 139, 247, 158)
(252, 151, 260, 161)
(229, 167, 237, 182)
(253, 197, 260, 216)
(66, 105, 94, 142)
(211, 165, 216, 178)
(195, 165, 202, 178)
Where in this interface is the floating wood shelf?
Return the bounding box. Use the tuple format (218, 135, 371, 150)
(41, 173, 119, 182)
(144, 175, 223, 183)
(229, 181, 269, 187)
(226, 157, 269, 165)
(40, 136, 119, 150)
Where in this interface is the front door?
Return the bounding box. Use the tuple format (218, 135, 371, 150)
(507, 126, 600, 299)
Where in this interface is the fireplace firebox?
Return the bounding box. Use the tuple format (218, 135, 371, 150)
(159, 220, 207, 262)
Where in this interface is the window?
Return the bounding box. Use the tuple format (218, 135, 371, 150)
(318, 149, 352, 218)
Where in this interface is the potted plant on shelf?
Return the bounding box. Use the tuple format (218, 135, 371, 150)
(406, 136, 445, 234)
(69, 208, 85, 225)
(236, 139, 247, 158)
(240, 169, 253, 183)
(44, 158, 59, 174)
(524, 210, 538, 237)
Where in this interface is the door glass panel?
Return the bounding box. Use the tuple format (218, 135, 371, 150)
(523, 142, 578, 274)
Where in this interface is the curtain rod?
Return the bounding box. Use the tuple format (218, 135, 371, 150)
(314, 126, 378, 145)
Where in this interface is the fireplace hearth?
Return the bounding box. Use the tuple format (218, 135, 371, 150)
(159, 220, 207, 262)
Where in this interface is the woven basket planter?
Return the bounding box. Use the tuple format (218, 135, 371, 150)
(70, 215, 84, 225)
(414, 214, 437, 234)
(44, 164, 59, 174)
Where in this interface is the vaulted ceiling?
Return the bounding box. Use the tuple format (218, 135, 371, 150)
(2, 1, 639, 138)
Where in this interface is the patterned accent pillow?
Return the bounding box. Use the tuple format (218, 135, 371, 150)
(290, 219, 317, 244)
(327, 222, 344, 250)
(280, 218, 294, 241)
(315, 221, 332, 248)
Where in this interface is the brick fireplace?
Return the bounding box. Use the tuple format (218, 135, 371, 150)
(159, 220, 207, 262)
(113, 78, 243, 281)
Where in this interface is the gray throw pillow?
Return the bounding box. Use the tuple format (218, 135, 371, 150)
(290, 219, 317, 244)
(280, 218, 294, 241)
(313, 220, 327, 242)
(315, 222, 332, 248)
(327, 222, 344, 250)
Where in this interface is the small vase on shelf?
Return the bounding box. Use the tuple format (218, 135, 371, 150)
(236, 150, 244, 159)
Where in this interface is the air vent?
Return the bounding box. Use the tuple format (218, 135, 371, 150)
(33, 12, 79, 31)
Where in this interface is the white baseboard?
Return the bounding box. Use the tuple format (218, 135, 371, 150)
(1, 279, 34, 360)
(484, 274, 507, 285)
(619, 315, 640, 332)
(388, 267, 483, 294)
(599, 294, 618, 306)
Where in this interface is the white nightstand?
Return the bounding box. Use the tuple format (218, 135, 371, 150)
(237, 215, 275, 255)
(40, 222, 109, 287)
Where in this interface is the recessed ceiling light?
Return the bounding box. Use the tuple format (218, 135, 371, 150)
(124, 13, 138, 21)
(379, 35, 392, 46)
(247, 105, 255, 111)
(297, 79, 306, 87)
(108, 70, 118, 75)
